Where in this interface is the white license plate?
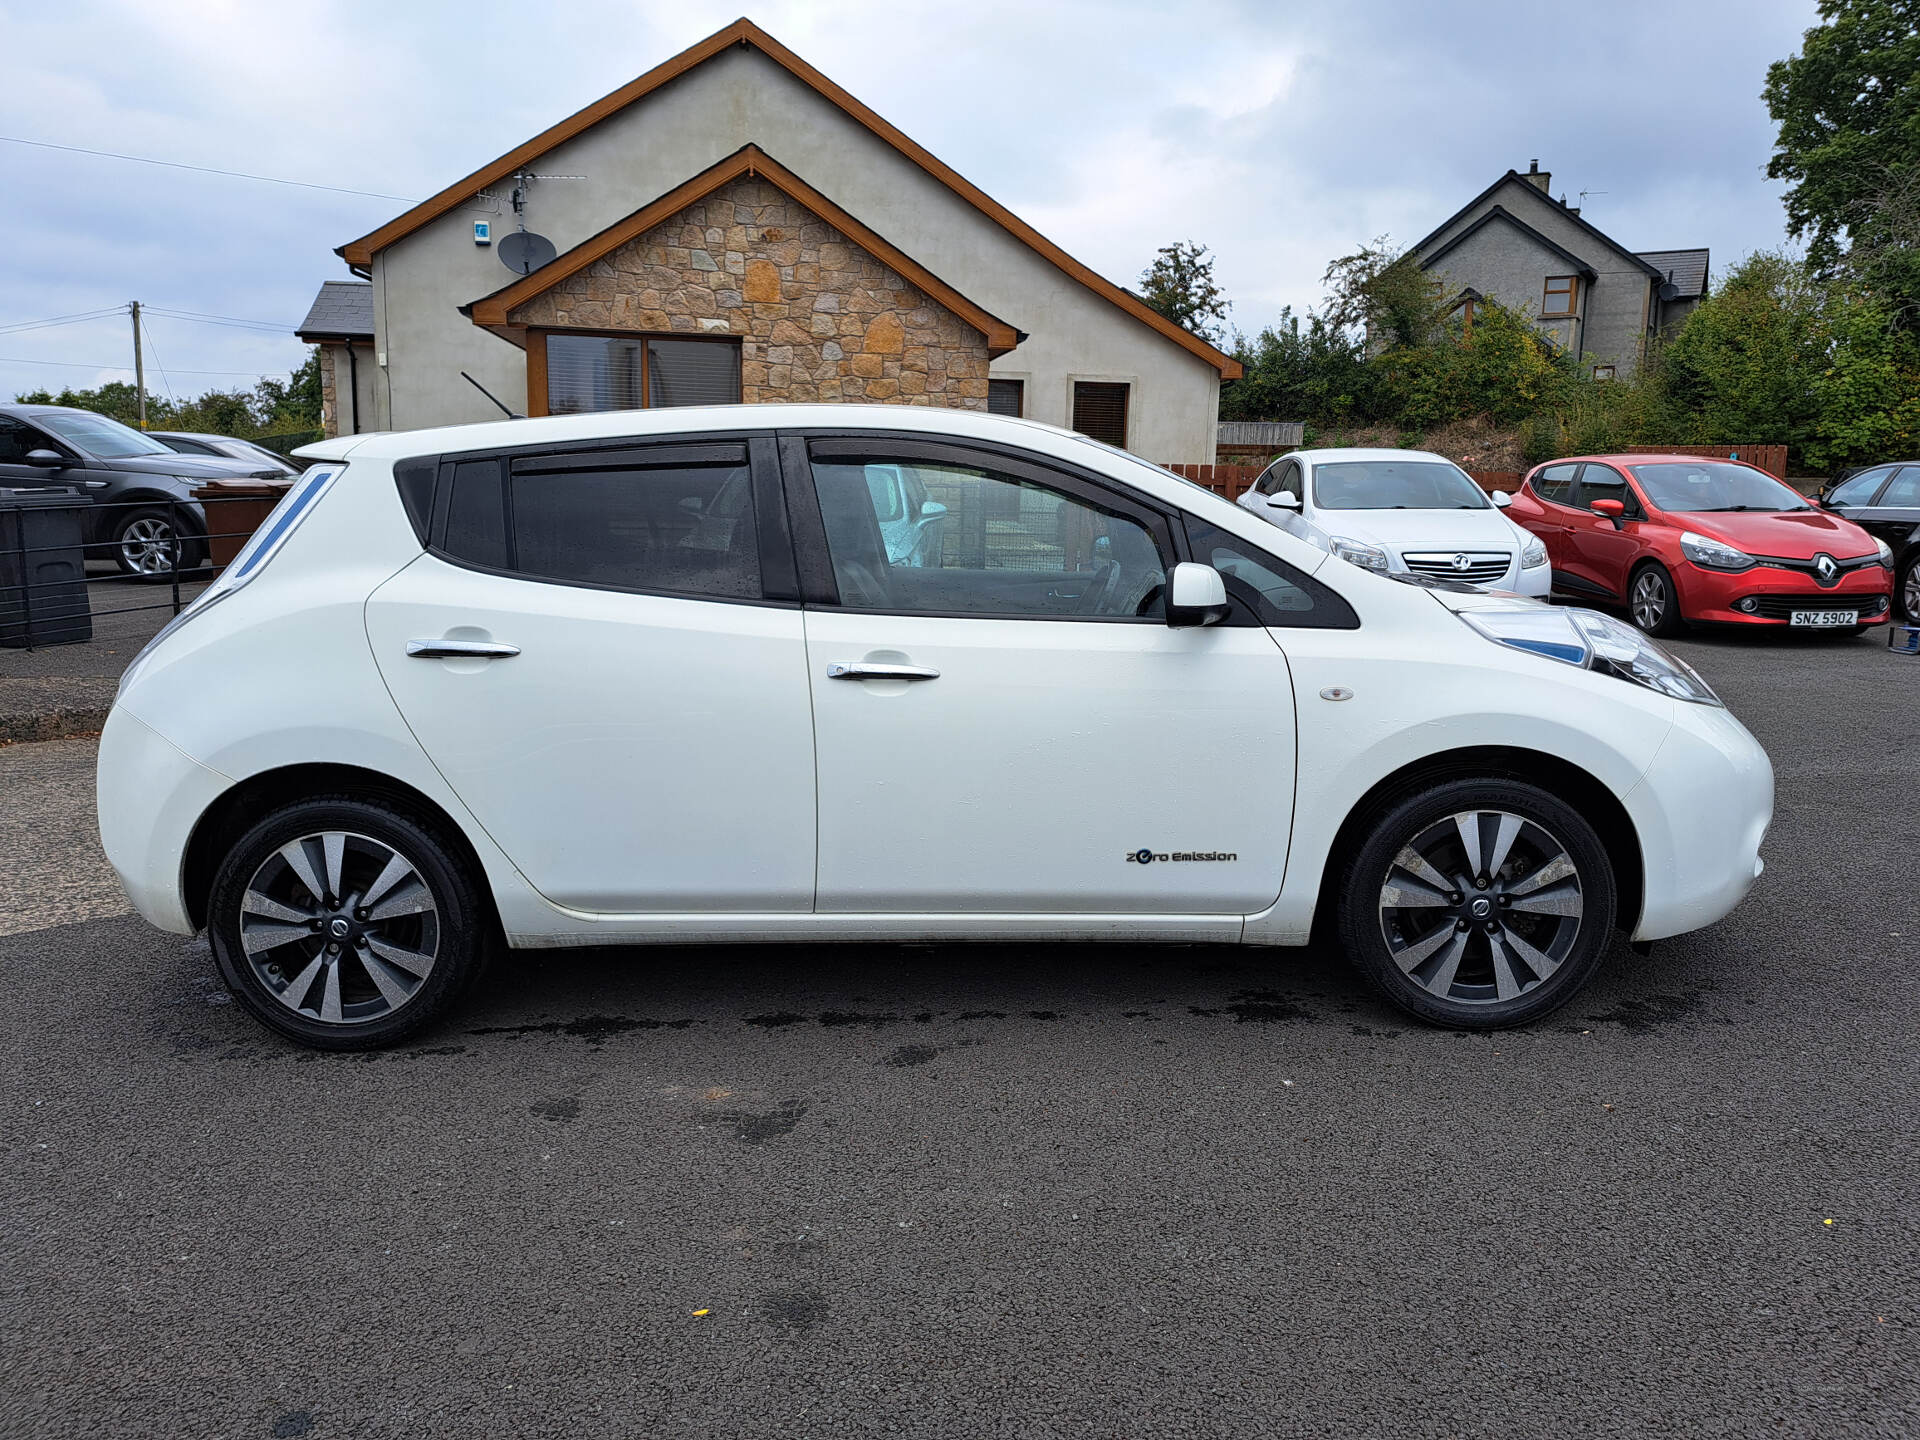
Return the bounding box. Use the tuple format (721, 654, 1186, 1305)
(1790, 609, 1857, 628)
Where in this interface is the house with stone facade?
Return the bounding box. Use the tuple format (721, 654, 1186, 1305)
(298, 18, 1237, 461)
(1412, 161, 1708, 378)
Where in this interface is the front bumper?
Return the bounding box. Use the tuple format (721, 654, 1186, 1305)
(1623, 701, 1773, 941)
(1676, 560, 1891, 626)
(96, 703, 232, 934)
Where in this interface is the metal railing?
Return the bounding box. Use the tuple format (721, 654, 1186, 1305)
(0, 491, 283, 652)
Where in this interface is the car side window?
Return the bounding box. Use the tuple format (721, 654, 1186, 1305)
(0, 417, 36, 464)
(1278, 460, 1302, 501)
(1532, 464, 1578, 504)
(809, 450, 1166, 619)
(1577, 463, 1629, 509)
(437, 446, 763, 600)
(1826, 467, 1892, 507)
(1254, 462, 1284, 496)
(1880, 466, 1920, 507)
(1185, 520, 1359, 630)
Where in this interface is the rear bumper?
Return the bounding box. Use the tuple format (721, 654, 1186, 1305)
(1676, 561, 1891, 626)
(96, 703, 231, 935)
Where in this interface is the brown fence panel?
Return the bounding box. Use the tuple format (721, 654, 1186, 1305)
(1622, 444, 1788, 478)
(1164, 462, 1264, 499)
(1466, 470, 1523, 494)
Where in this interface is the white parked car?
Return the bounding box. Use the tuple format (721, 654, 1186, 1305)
(1239, 447, 1551, 596)
(97, 407, 1771, 1048)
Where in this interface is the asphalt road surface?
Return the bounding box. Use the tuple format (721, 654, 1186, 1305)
(4, 629, 1917, 1438)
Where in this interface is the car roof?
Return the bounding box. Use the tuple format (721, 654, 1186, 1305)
(152, 431, 247, 443)
(1288, 447, 1454, 465)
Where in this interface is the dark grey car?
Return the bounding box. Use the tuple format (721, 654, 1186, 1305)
(0, 405, 280, 576)
(1821, 462, 1920, 621)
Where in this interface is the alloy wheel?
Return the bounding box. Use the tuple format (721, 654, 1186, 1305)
(238, 830, 440, 1026)
(1377, 810, 1584, 1006)
(119, 517, 177, 575)
(1630, 569, 1668, 631)
(1904, 562, 1920, 623)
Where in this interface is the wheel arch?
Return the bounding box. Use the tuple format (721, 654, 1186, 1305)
(182, 762, 499, 935)
(1312, 744, 1644, 938)
(96, 489, 208, 541)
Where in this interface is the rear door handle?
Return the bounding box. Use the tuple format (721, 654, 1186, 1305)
(407, 639, 520, 659)
(827, 662, 939, 681)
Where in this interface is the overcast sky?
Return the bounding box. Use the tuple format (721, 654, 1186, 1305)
(3, 0, 1822, 403)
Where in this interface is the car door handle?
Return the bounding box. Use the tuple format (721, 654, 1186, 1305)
(406, 639, 521, 659)
(827, 662, 939, 681)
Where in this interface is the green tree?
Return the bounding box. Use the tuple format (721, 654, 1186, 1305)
(1220, 307, 1376, 424)
(1763, 0, 1920, 279)
(12, 347, 323, 438)
(1661, 252, 1825, 455)
(1139, 241, 1230, 341)
(1320, 239, 1447, 350)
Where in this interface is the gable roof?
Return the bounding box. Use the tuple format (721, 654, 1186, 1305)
(1419, 205, 1600, 282)
(1635, 248, 1710, 298)
(1413, 171, 1665, 280)
(463, 145, 1022, 356)
(340, 18, 1239, 378)
(294, 280, 373, 341)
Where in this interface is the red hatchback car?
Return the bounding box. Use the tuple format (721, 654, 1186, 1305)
(1506, 454, 1894, 635)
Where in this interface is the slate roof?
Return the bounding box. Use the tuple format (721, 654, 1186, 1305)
(1635, 249, 1710, 298)
(295, 281, 373, 341)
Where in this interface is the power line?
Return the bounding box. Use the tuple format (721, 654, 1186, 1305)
(0, 355, 281, 377)
(0, 308, 129, 336)
(144, 306, 295, 331)
(140, 312, 177, 406)
(0, 134, 418, 203)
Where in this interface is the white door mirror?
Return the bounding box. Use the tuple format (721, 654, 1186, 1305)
(1265, 491, 1301, 510)
(1166, 562, 1231, 628)
(1490, 490, 1513, 509)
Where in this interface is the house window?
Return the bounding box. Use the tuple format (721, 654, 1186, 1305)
(1071, 381, 1129, 448)
(543, 333, 741, 415)
(988, 378, 1025, 417)
(1542, 276, 1578, 318)
(1592, 364, 1616, 381)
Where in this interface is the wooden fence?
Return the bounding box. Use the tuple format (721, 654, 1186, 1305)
(1622, 444, 1788, 478)
(1166, 463, 1265, 498)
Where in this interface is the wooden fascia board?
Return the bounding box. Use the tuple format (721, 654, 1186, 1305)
(464, 146, 1022, 357)
(343, 18, 1239, 377)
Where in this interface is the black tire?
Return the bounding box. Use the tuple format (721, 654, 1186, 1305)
(1898, 554, 1920, 625)
(109, 504, 205, 581)
(1627, 561, 1686, 637)
(208, 795, 492, 1050)
(1336, 777, 1618, 1030)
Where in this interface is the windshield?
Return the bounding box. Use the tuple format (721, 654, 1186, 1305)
(1313, 460, 1489, 511)
(1629, 461, 1811, 513)
(34, 411, 173, 459)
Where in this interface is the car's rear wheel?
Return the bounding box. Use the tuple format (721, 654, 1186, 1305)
(1899, 554, 1920, 624)
(1628, 561, 1685, 636)
(208, 796, 491, 1050)
(1336, 777, 1618, 1030)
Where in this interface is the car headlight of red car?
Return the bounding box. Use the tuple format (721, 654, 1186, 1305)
(1679, 531, 1755, 571)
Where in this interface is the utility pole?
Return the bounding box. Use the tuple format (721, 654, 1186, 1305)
(129, 301, 147, 429)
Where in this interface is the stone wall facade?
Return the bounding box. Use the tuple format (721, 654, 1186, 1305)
(317, 345, 340, 438)
(508, 175, 991, 408)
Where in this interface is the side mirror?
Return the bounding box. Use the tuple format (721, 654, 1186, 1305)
(677, 495, 705, 515)
(919, 499, 947, 520)
(1166, 561, 1231, 628)
(1491, 490, 1513, 509)
(1590, 498, 1626, 529)
(1264, 491, 1301, 511)
(24, 449, 66, 468)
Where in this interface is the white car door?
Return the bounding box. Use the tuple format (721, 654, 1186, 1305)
(365, 437, 816, 914)
(792, 436, 1302, 916)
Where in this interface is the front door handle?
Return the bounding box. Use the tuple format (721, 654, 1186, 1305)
(827, 662, 939, 681)
(407, 639, 521, 660)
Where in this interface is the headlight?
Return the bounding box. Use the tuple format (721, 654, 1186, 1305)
(1520, 535, 1548, 568)
(1679, 531, 1754, 571)
(1458, 604, 1722, 706)
(1875, 537, 1894, 567)
(1330, 535, 1391, 572)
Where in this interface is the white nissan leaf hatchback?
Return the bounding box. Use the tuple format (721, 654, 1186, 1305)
(97, 406, 1772, 1048)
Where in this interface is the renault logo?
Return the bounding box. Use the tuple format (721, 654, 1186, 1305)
(1814, 553, 1838, 583)
(1451, 553, 1472, 571)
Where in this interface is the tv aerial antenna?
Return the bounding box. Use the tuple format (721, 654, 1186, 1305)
(494, 167, 585, 275)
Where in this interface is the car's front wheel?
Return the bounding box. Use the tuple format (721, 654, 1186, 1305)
(1898, 553, 1920, 625)
(1628, 561, 1685, 636)
(1336, 777, 1618, 1029)
(208, 796, 491, 1049)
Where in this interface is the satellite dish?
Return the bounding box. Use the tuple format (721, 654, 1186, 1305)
(499, 231, 557, 276)
(1657, 281, 1680, 302)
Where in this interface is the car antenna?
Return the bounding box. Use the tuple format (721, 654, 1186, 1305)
(460, 371, 522, 419)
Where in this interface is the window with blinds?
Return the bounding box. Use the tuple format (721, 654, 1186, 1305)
(987, 378, 1024, 417)
(545, 334, 742, 414)
(1071, 381, 1129, 448)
